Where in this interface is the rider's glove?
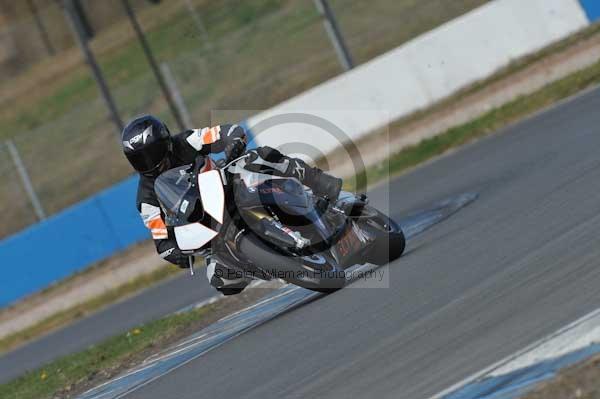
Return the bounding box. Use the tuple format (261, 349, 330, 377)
(160, 247, 193, 269)
(224, 137, 246, 162)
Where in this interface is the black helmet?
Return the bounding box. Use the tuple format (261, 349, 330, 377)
(122, 115, 172, 175)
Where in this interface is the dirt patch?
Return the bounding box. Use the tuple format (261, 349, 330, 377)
(523, 353, 600, 399)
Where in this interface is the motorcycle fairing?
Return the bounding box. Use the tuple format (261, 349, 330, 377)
(155, 163, 226, 251)
(174, 222, 219, 251)
(198, 170, 225, 224)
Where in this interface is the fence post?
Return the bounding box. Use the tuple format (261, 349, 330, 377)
(121, 0, 186, 131)
(313, 0, 354, 71)
(6, 140, 46, 221)
(26, 0, 56, 56)
(62, 0, 124, 137)
(160, 62, 194, 128)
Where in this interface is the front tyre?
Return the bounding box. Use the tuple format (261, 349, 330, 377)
(238, 234, 346, 293)
(358, 207, 406, 265)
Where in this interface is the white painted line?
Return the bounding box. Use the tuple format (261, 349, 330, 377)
(217, 285, 299, 322)
(173, 279, 286, 315)
(173, 294, 223, 314)
(430, 306, 600, 399)
(112, 327, 254, 399)
(491, 308, 600, 376)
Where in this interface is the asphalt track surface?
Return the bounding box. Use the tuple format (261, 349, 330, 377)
(0, 273, 216, 383)
(118, 87, 600, 399)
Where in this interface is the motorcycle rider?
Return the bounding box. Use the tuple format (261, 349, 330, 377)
(121, 114, 342, 295)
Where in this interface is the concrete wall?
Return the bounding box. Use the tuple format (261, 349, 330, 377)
(247, 0, 589, 156)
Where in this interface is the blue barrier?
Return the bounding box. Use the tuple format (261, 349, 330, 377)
(579, 0, 600, 22)
(0, 176, 149, 307)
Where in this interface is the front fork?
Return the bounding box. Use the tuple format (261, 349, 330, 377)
(188, 256, 195, 276)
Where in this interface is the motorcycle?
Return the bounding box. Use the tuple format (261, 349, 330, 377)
(154, 154, 405, 293)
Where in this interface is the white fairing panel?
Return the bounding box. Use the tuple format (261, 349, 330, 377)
(174, 223, 218, 251)
(198, 170, 225, 224)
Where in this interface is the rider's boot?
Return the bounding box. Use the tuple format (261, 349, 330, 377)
(309, 170, 342, 202)
(206, 260, 251, 296)
(288, 156, 341, 200)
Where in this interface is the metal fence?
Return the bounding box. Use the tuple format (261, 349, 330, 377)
(0, 0, 489, 239)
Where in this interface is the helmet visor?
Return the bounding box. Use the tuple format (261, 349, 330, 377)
(126, 139, 169, 173)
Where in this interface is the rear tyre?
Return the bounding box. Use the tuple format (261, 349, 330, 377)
(238, 233, 346, 293)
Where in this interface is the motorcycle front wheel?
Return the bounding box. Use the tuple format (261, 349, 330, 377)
(357, 206, 406, 265)
(238, 233, 346, 293)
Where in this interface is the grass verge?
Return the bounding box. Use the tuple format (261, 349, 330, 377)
(0, 265, 179, 354)
(523, 353, 600, 399)
(0, 304, 214, 399)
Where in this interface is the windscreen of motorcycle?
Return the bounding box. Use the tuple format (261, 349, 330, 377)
(198, 170, 225, 224)
(173, 170, 225, 251)
(155, 165, 225, 250)
(154, 165, 194, 225)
